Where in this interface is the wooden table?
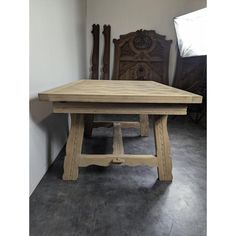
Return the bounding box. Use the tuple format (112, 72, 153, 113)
(39, 80, 202, 181)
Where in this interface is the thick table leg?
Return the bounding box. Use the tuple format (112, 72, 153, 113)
(63, 114, 84, 180)
(153, 115, 173, 181)
(140, 114, 149, 137)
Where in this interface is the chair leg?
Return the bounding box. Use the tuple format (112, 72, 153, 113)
(139, 114, 149, 137)
(84, 115, 94, 137)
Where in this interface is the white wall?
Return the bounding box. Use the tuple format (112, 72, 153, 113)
(30, 0, 87, 195)
(86, 0, 206, 84)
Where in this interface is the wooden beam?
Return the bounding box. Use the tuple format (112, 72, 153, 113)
(53, 102, 187, 115)
(92, 121, 140, 129)
(78, 154, 158, 167)
(113, 122, 124, 155)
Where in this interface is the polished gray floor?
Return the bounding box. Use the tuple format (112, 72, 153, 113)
(30, 116, 206, 236)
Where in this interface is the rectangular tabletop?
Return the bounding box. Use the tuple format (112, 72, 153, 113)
(39, 80, 202, 104)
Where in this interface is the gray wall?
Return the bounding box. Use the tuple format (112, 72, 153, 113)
(30, 0, 87, 195)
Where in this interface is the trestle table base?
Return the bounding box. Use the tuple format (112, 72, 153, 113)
(62, 112, 173, 182)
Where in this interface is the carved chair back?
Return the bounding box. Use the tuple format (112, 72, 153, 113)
(112, 30, 172, 85)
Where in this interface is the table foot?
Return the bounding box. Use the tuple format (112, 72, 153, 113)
(154, 115, 173, 181)
(63, 114, 84, 180)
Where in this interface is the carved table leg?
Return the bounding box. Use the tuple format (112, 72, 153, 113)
(63, 114, 84, 180)
(140, 114, 149, 136)
(153, 115, 173, 181)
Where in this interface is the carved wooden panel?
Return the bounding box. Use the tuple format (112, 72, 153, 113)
(173, 50, 206, 121)
(101, 25, 111, 80)
(113, 30, 172, 85)
(91, 24, 100, 80)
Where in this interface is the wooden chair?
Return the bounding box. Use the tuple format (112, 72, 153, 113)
(84, 24, 100, 137)
(112, 29, 172, 136)
(101, 25, 111, 80)
(86, 27, 172, 138)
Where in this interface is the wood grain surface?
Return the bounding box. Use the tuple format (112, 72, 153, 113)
(39, 80, 202, 104)
(63, 114, 84, 180)
(154, 115, 173, 181)
(78, 154, 158, 167)
(53, 102, 187, 115)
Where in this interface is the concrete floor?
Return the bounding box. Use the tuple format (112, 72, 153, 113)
(30, 116, 206, 236)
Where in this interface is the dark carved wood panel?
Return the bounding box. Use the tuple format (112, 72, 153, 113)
(112, 29, 172, 85)
(91, 24, 100, 80)
(173, 50, 206, 122)
(101, 25, 111, 80)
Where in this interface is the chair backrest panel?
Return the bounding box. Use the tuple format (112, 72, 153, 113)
(112, 29, 172, 85)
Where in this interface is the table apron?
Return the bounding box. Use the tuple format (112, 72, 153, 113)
(53, 102, 187, 115)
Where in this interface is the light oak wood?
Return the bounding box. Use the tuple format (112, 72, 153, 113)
(38, 80, 203, 182)
(92, 121, 140, 129)
(39, 80, 202, 104)
(53, 102, 187, 115)
(78, 154, 158, 167)
(140, 115, 149, 137)
(63, 114, 84, 180)
(154, 115, 172, 181)
(113, 122, 124, 155)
